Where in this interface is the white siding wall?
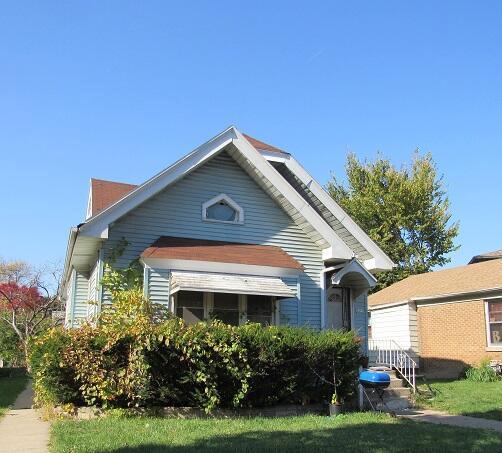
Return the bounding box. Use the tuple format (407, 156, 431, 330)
(105, 152, 322, 328)
(370, 302, 420, 359)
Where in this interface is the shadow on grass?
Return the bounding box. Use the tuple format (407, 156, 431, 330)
(100, 422, 502, 453)
(463, 409, 502, 422)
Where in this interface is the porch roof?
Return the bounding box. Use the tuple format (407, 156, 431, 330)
(141, 236, 304, 270)
(170, 271, 295, 298)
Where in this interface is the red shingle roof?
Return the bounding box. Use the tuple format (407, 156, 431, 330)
(90, 178, 137, 217)
(141, 236, 303, 270)
(243, 134, 286, 153)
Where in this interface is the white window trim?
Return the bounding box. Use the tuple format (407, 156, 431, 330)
(202, 193, 244, 224)
(485, 298, 502, 349)
(173, 292, 276, 326)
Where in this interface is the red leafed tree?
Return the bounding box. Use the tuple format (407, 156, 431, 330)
(0, 259, 62, 365)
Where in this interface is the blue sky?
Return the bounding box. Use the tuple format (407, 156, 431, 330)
(1, 1, 501, 270)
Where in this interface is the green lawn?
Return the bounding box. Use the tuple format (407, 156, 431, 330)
(417, 379, 502, 421)
(51, 412, 502, 453)
(0, 376, 28, 417)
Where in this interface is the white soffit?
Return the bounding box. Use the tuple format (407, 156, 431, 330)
(170, 271, 295, 298)
(274, 154, 394, 271)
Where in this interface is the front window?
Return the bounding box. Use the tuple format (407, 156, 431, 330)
(174, 291, 274, 326)
(487, 299, 502, 346)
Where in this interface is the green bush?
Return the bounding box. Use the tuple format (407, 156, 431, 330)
(465, 359, 501, 383)
(29, 291, 361, 411)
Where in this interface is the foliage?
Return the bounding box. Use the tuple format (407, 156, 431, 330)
(0, 259, 62, 366)
(29, 290, 361, 412)
(101, 238, 144, 295)
(465, 359, 501, 383)
(0, 325, 24, 366)
(237, 324, 359, 406)
(327, 152, 459, 289)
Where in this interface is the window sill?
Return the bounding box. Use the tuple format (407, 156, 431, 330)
(486, 346, 502, 352)
(202, 218, 244, 225)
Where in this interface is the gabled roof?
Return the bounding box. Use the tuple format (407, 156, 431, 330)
(141, 236, 303, 270)
(468, 250, 502, 265)
(64, 126, 394, 287)
(368, 259, 502, 308)
(88, 178, 137, 218)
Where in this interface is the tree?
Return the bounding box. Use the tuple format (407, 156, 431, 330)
(0, 259, 62, 365)
(327, 152, 459, 290)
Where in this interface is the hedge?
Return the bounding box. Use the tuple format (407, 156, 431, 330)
(29, 290, 361, 412)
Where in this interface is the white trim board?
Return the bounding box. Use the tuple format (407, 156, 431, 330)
(141, 257, 302, 278)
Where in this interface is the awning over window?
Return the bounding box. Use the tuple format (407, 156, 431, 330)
(170, 271, 295, 298)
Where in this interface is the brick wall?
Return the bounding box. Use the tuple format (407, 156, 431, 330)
(417, 299, 502, 378)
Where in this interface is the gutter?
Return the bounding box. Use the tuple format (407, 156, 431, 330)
(59, 227, 79, 299)
(369, 285, 502, 311)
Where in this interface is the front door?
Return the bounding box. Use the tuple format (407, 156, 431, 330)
(326, 287, 351, 330)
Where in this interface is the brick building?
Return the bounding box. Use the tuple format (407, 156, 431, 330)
(368, 255, 502, 378)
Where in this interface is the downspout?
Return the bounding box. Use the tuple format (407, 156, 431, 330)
(69, 268, 77, 328)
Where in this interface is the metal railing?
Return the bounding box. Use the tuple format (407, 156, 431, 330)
(368, 339, 417, 392)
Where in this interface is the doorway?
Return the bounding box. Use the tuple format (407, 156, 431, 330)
(326, 286, 351, 330)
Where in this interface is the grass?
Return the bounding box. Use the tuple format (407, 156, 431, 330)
(416, 379, 502, 421)
(0, 375, 28, 417)
(50, 412, 502, 453)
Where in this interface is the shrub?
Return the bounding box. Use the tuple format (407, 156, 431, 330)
(465, 359, 500, 383)
(29, 291, 362, 412)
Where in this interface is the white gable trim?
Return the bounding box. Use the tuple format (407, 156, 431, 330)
(78, 126, 354, 260)
(331, 258, 377, 289)
(79, 127, 236, 238)
(278, 155, 394, 271)
(202, 193, 244, 224)
(234, 130, 353, 258)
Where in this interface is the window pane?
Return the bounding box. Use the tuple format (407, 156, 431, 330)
(247, 315, 272, 326)
(206, 202, 237, 222)
(488, 301, 502, 323)
(489, 323, 502, 345)
(212, 293, 239, 325)
(247, 295, 272, 316)
(177, 291, 204, 308)
(213, 293, 239, 310)
(176, 307, 204, 325)
(212, 310, 240, 326)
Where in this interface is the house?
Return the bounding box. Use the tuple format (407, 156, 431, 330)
(368, 255, 502, 378)
(62, 126, 393, 352)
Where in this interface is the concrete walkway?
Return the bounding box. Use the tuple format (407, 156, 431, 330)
(0, 381, 49, 453)
(396, 408, 502, 433)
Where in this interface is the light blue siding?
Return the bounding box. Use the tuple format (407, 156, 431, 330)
(146, 267, 170, 308)
(73, 270, 90, 325)
(352, 289, 369, 353)
(279, 277, 299, 326)
(105, 151, 324, 329)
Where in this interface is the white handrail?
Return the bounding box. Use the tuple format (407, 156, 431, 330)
(368, 339, 417, 392)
